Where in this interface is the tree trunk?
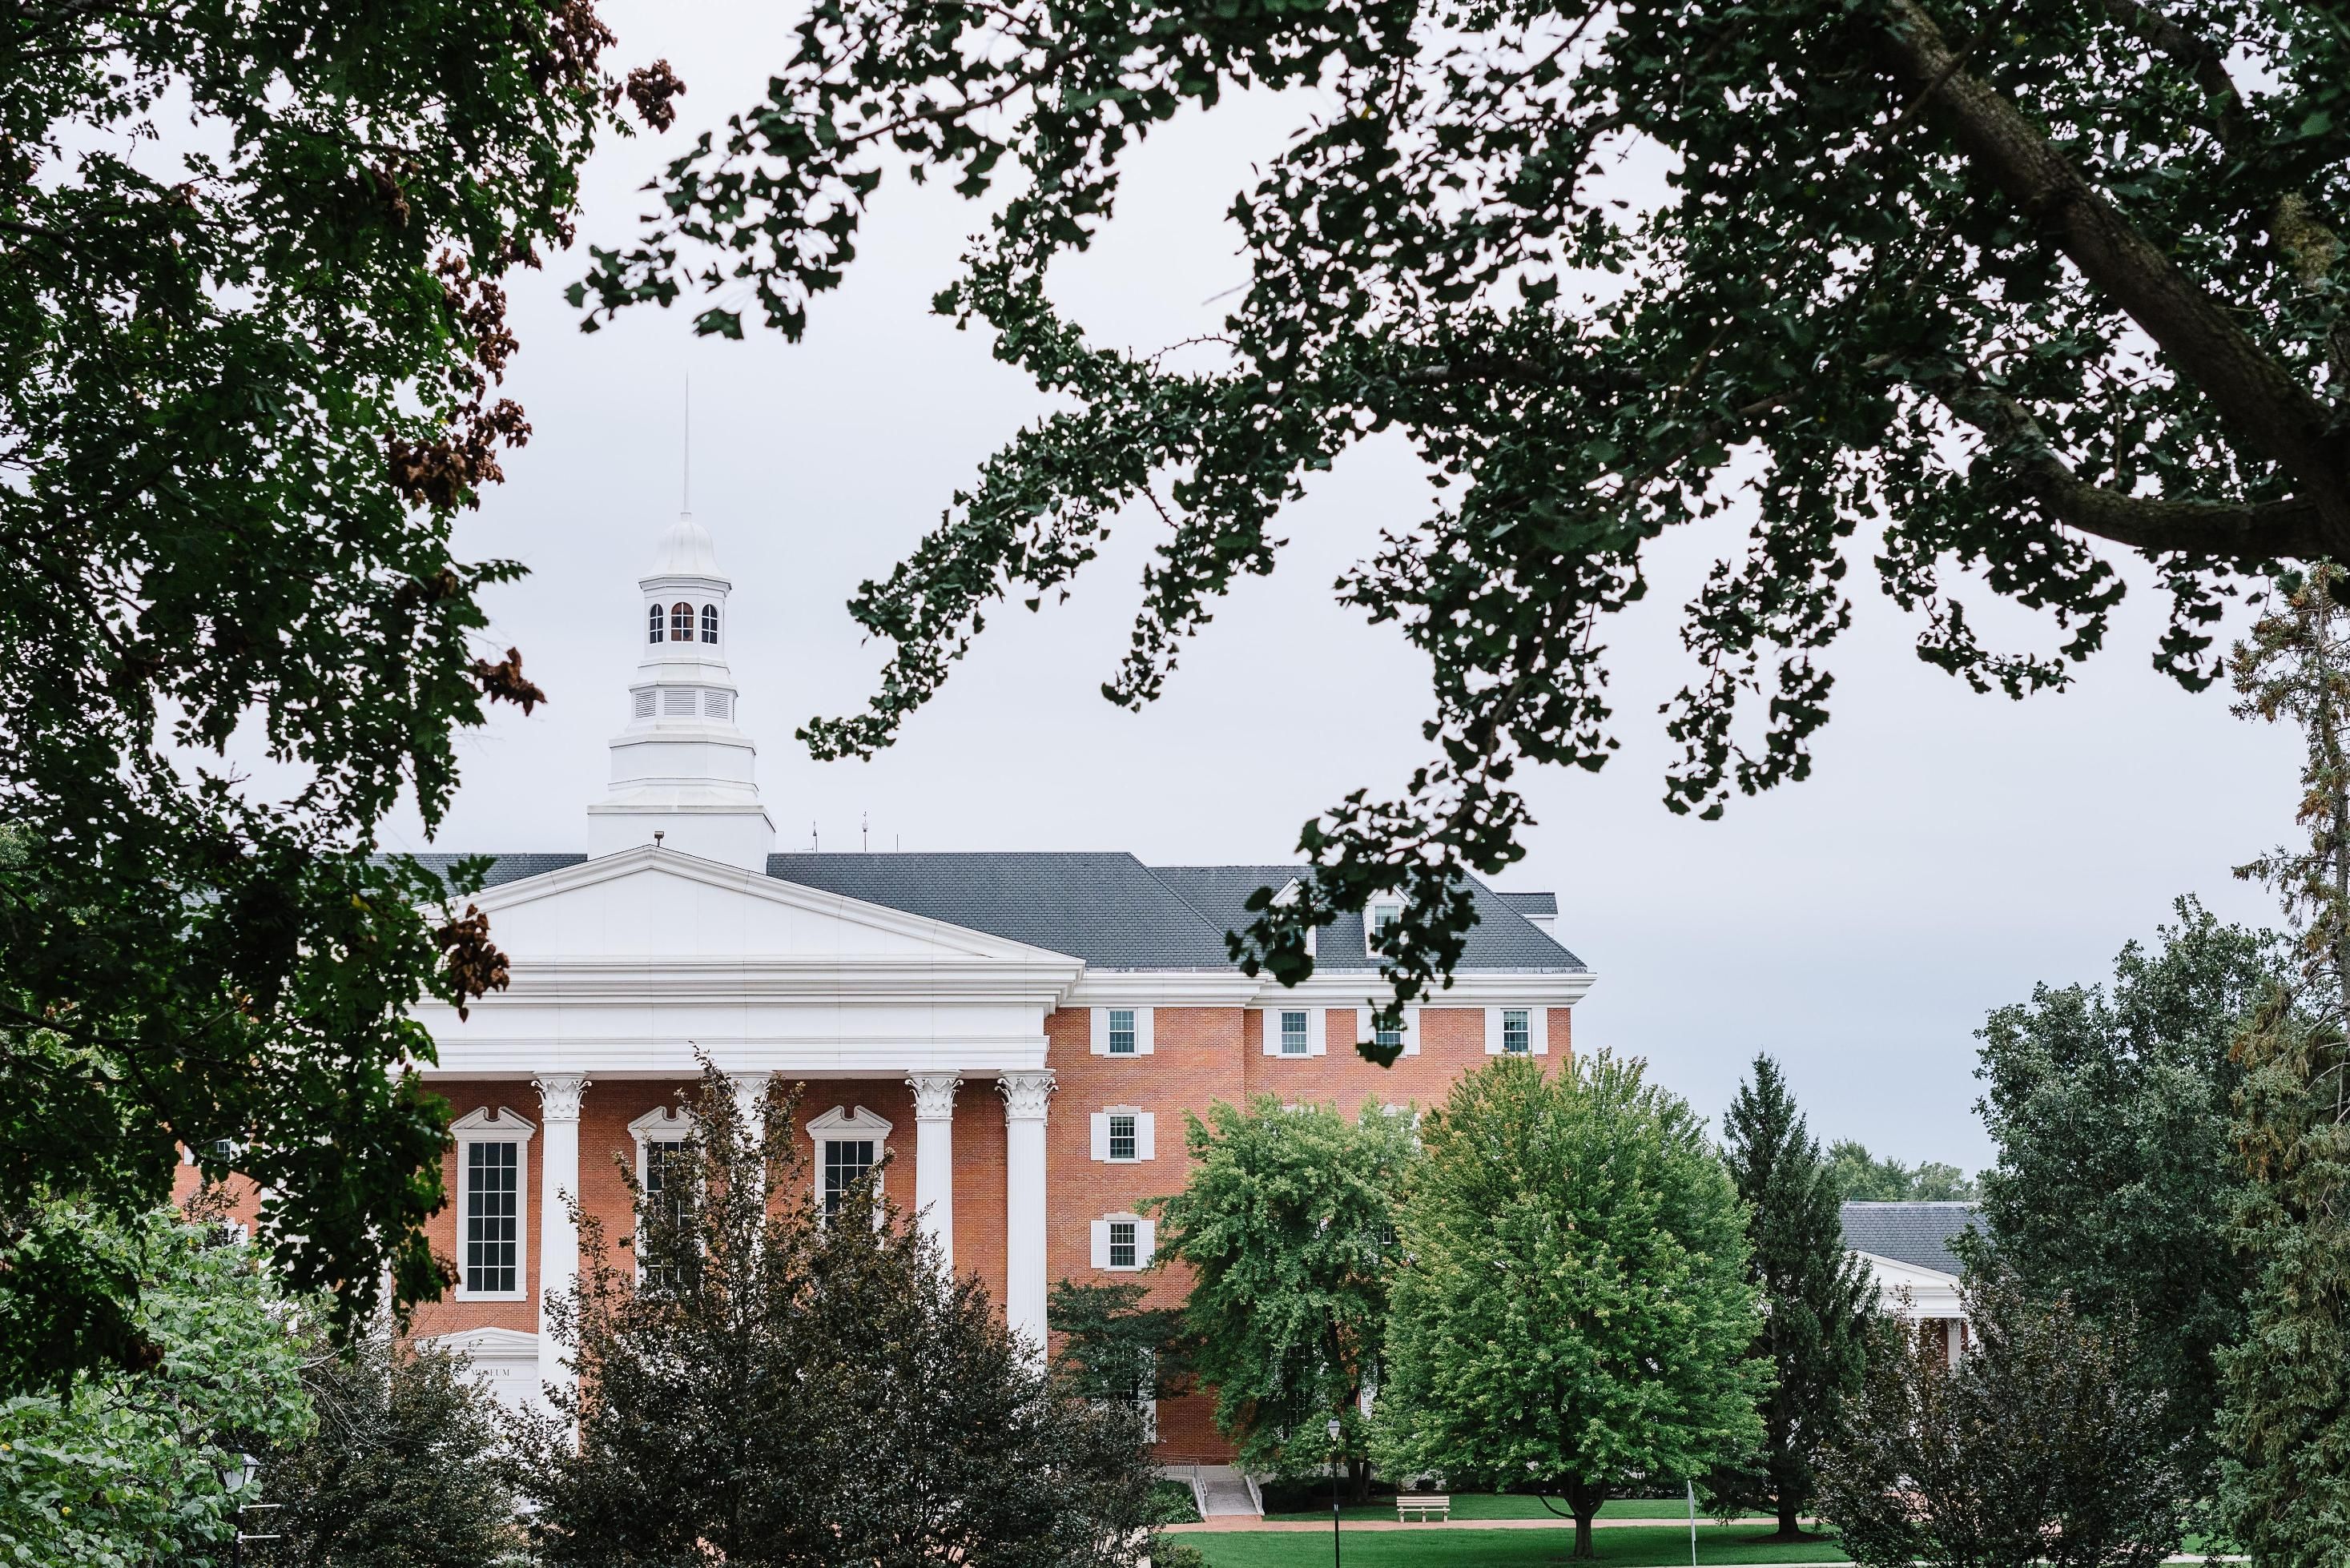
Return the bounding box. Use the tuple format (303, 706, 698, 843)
(1567, 1478, 1609, 1562)
(1348, 1456, 1371, 1505)
(1778, 1486, 1802, 1538)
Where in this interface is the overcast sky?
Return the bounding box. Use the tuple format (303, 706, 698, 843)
(364, 0, 2304, 1172)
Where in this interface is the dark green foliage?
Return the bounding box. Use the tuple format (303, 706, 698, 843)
(1373, 1056, 1765, 1561)
(2218, 566, 2350, 1564)
(521, 1067, 1158, 1568)
(576, 0, 2350, 1039)
(264, 1333, 521, 1568)
(1149, 1096, 1416, 1498)
(1816, 1265, 2188, 1568)
(1050, 1279, 1195, 1402)
(2217, 1003, 2350, 1567)
(1721, 1056, 1874, 1539)
(1825, 1142, 1978, 1203)
(0, 0, 660, 1391)
(1974, 896, 2281, 1491)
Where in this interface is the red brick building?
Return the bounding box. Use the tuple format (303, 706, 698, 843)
(376, 518, 1593, 1459)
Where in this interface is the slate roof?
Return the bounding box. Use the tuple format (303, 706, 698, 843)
(1144, 864, 1586, 974)
(1841, 1201, 1982, 1277)
(1497, 891, 1557, 919)
(391, 847, 1589, 975)
(392, 852, 588, 891)
(767, 852, 1233, 969)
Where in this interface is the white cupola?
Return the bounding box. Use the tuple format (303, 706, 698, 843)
(584, 515, 775, 868)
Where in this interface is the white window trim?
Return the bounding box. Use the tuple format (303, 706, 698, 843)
(1483, 1005, 1550, 1056)
(1361, 1006, 1419, 1057)
(1366, 900, 1403, 957)
(1091, 1106, 1156, 1164)
(1090, 1006, 1155, 1056)
(626, 1104, 694, 1191)
(806, 1104, 892, 1214)
(451, 1106, 535, 1302)
(1262, 1005, 1326, 1057)
(1091, 1212, 1157, 1272)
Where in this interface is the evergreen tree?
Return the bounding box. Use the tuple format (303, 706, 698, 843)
(1721, 1055, 1874, 1540)
(521, 1065, 1157, 1568)
(1148, 1096, 1415, 1500)
(2218, 565, 2350, 1562)
(1372, 1055, 1765, 1560)
(264, 1332, 522, 1568)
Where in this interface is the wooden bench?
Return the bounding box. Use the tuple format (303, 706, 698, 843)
(1395, 1494, 1451, 1522)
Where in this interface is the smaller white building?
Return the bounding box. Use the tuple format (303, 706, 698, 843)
(1844, 1200, 1979, 1364)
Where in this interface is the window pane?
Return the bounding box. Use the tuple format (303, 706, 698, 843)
(1109, 1220, 1137, 1268)
(647, 604, 663, 642)
(670, 601, 694, 641)
(465, 1141, 518, 1294)
(823, 1139, 876, 1217)
(700, 603, 718, 643)
(1281, 1010, 1308, 1055)
(1503, 1009, 1530, 1053)
(1108, 1008, 1136, 1055)
(1109, 1115, 1137, 1161)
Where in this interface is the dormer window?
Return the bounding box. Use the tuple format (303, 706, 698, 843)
(647, 604, 664, 642)
(1368, 901, 1402, 954)
(701, 604, 719, 642)
(670, 601, 694, 642)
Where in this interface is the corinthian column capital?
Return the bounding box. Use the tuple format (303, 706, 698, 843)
(996, 1070, 1056, 1123)
(907, 1072, 963, 1122)
(533, 1073, 590, 1123)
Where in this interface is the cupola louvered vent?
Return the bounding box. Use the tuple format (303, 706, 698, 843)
(703, 691, 730, 720)
(662, 688, 696, 717)
(633, 691, 654, 720)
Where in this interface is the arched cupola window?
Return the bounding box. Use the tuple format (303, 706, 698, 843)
(700, 604, 719, 643)
(670, 601, 694, 642)
(647, 603, 664, 643)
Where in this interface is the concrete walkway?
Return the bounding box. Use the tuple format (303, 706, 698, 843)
(1162, 1515, 1794, 1534)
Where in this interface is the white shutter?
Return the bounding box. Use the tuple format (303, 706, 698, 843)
(1090, 1219, 1112, 1269)
(1090, 1007, 1109, 1056)
(1262, 1009, 1281, 1055)
(1091, 1112, 1111, 1162)
(1134, 1007, 1155, 1055)
(1136, 1218, 1157, 1267)
(1529, 1005, 1551, 1056)
(1137, 1112, 1157, 1160)
(1404, 1007, 1420, 1057)
(1308, 1006, 1327, 1056)
(1484, 1007, 1503, 1055)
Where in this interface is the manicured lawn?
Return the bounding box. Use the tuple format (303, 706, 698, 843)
(1182, 1526, 1849, 1568)
(1262, 1496, 1752, 1524)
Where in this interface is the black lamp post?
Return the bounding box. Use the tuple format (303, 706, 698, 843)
(1327, 1416, 1343, 1568)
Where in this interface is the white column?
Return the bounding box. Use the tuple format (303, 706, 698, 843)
(729, 1071, 772, 1146)
(906, 1073, 962, 1268)
(533, 1073, 590, 1403)
(997, 1070, 1055, 1356)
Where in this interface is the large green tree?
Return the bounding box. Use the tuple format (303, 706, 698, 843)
(0, 1200, 313, 1567)
(1816, 1264, 2191, 1568)
(262, 1331, 522, 1568)
(1974, 896, 2281, 1487)
(521, 1067, 1157, 1568)
(578, 0, 2350, 1030)
(2218, 565, 2350, 1563)
(1371, 1055, 1765, 1559)
(1721, 1055, 1875, 1540)
(0, 0, 681, 1393)
(1147, 1096, 1416, 1499)
(1826, 1141, 1979, 1203)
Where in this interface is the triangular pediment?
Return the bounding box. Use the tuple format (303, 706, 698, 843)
(449, 844, 1077, 967)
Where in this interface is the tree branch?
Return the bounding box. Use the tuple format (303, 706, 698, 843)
(1876, 0, 2350, 546)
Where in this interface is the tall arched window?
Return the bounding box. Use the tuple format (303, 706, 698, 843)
(700, 604, 719, 643)
(670, 601, 694, 642)
(646, 603, 663, 643)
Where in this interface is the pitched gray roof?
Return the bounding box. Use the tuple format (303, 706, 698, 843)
(389, 853, 588, 891)
(1841, 1201, 1982, 1277)
(1145, 865, 1586, 973)
(1497, 891, 1557, 919)
(767, 852, 1233, 969)
(389, 847, 1587, 975)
